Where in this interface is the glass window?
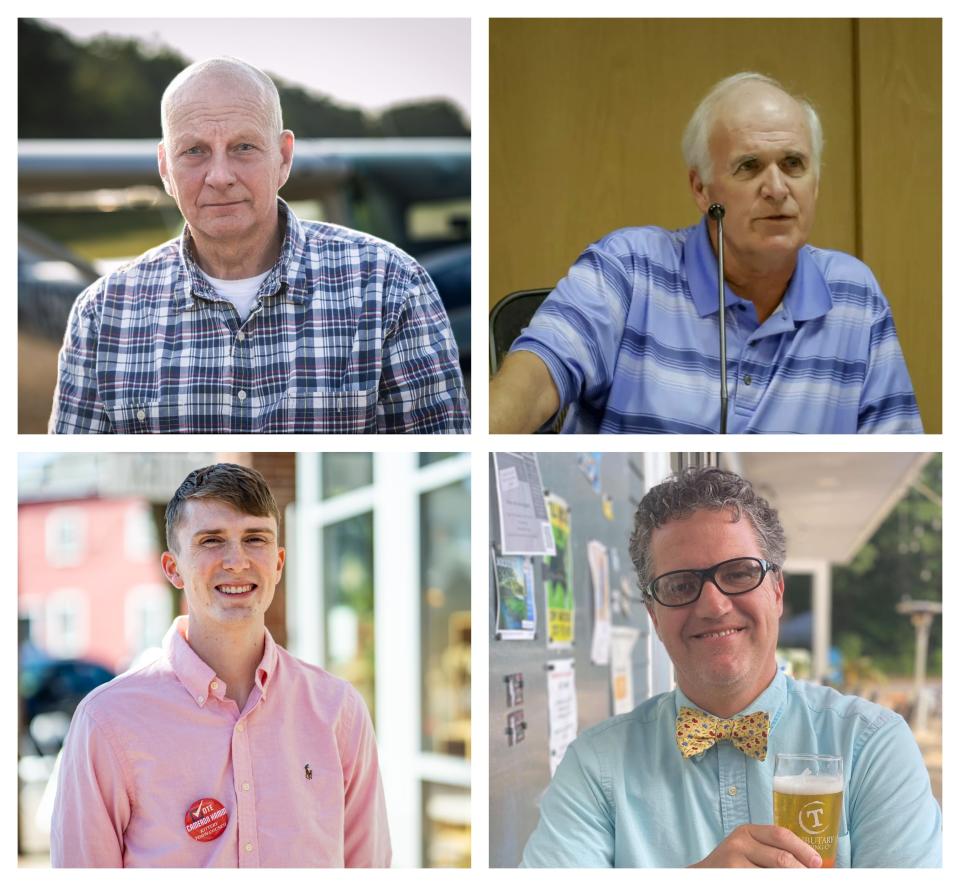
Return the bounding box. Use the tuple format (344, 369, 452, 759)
(419, 453, 457, 467)
(321, 454, 373, 499)
(124, 502, 157, 561)
(323, 513, 375, 721)
(420, 480, 470, 757)
(45, 508, 86, 567)
(45, 590, 87, 658)
(407, 199, 471, 242)
(422, 782, 471, 867)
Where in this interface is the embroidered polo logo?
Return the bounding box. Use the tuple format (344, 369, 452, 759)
(304, 763, 313, 780)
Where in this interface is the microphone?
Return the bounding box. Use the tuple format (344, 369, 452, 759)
(708, 203, 728, 434)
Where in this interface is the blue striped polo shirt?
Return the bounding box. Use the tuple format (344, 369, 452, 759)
(511, 217, 922, 433)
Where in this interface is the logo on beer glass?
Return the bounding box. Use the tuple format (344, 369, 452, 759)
(773, 754, 844, 867)
(798, 800, 829, 835)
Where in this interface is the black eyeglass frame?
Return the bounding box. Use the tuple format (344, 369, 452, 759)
(646, 557, 779, 607)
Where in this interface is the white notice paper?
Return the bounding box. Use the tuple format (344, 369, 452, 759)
(610, 626, 640, 715)
(547, 657, 578, 777)
(493, 452, 556, 556)
(588, 540, 612, 666)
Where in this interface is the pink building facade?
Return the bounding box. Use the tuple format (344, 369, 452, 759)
(18, 496, 176, 672)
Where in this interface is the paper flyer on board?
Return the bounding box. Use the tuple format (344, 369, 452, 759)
(547, 657, 578, 776)
(493, 452, 556, 556)
(494, 552, 537, 639)
(588, 540, 611, 665)
(610, 626, 640, 715)
(543, 494, 574, 649)
(576, 452, 602, 494)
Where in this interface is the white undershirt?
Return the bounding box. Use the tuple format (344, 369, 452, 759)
(199, 269, 271, 321)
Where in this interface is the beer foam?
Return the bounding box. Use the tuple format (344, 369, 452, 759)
(773, 774, 844, 795)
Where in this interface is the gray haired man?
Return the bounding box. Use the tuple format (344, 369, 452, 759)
(50, 56, 469, 434)
(489, 72, 920, 434)
(521, 466, 940, 867)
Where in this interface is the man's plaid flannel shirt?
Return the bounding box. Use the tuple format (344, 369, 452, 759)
(50, 200, 470, 433)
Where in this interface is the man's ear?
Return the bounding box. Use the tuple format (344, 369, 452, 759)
(157, 141, 173, 197)
(689, 168, 711, 215)
(276, 130, 295, 190)
(646, 599, 662, 640)
(160, 550, 184, 589)
(773, 568, 785, 618)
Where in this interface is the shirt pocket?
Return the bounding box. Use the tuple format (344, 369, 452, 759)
(257, 765, 346, 866)
(105, 396, 231, 433)
(105, 398, 190, 434)
(282, 387, 378, 434)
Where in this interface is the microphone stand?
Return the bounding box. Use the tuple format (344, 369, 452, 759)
(708, 203, 728, 434)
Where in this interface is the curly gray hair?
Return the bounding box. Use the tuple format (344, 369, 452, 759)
(629, 466, 786, 598)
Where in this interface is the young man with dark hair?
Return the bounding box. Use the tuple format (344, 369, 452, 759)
(51, 463, 390, 867)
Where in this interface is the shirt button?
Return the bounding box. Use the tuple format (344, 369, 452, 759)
(196, 695, 204, 704)
(236, 723, 244, 733)
(136, 409, 146, 421)
(245, 842, 254, 853)
(210, 681, 219, 691)
(727, 786, 738, 797)
(744, 375, 752, 385)
(237, 389, 247, 401)
(237, 331, 246, 342)
(242, 782, 250, 791)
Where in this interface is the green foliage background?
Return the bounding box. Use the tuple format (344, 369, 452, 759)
(832, 454, 942, 676)
(19, 19, 469, 139)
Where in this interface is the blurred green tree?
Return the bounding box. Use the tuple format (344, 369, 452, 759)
(832, 454, 941, 676)
(380, 100, 470, 137)
(19, 19, 84, 137)
(273, 82, 374, 138)
(19, 19, 469, 139)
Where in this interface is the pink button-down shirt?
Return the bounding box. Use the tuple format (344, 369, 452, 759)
(51, 617, 391, 867)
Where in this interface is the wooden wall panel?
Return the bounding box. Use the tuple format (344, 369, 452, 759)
(490, 19, 856, 301)
(857, 19, 941, 432)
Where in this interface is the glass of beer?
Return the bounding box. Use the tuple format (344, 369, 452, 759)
(773, 754, 843, 867)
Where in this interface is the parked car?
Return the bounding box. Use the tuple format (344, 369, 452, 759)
(19, 654, 115, 756)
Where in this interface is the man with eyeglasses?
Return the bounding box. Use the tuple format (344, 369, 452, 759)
(521, 466, 940, 868)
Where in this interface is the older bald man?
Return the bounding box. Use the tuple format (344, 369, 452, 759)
(50, 57, 469, 434)
(489, 72, 920, 434)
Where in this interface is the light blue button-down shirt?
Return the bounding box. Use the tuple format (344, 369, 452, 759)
(521, 671, 940, 867)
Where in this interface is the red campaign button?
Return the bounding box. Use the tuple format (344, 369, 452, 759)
(184, 797, 228, 842)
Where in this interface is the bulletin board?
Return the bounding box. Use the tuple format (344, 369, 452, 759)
(488, 452, 671, 867)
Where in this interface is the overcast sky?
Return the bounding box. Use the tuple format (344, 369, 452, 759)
(44, 18, 471, 117)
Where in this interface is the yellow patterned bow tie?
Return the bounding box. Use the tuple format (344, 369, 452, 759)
(676, 706, 770, 761)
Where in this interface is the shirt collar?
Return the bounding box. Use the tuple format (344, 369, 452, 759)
(162, 615, 279, 707)
(673, 667, 789, 749)
(683, 214, 833, 323)
(670, 668, 787, 763)
(172, 197, 312, 312)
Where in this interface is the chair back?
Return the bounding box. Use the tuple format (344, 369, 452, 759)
(489, 288, 552, 373)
